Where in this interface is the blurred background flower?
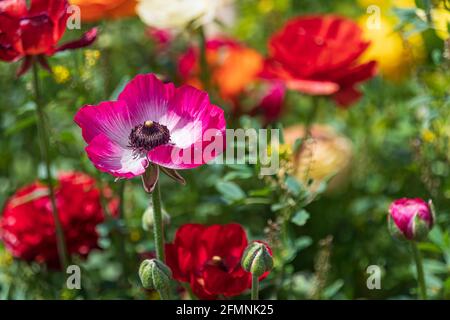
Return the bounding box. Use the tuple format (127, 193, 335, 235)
(283, 124, 353, 193)
(0, 172, 117, 268)
(0, 0, 97, 76)
(70, 0, 137, 22)
(137, 0, 232, 30)
(357, 0, 424, 82)
(263, 15, 377, 107)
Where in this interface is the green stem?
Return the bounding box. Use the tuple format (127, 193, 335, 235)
(198, 27, 210, 91)
(152, 181, 165, 262)
(411, 242, 427, 300)
(251, 275, 259, 300)
(32, 62, 69, 270)
(158, 288, 170, 300)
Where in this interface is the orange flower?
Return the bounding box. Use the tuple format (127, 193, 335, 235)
(70, 0, 137, 22)
(178, 38, 264, 101)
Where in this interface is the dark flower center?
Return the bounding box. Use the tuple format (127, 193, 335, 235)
(128, 120, 170, 153)
(206, 255, 228, 272)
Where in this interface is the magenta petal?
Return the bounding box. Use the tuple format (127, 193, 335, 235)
(55, 28, 98, 53)
(165, 85, 225, 148)
(146, 85, 226, 169)
(74, 100, 133, 147)
(118, 73, 176, 125)
(86, 134, 148, 179)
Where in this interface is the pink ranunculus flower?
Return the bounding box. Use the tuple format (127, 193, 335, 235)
(388, 198, 434, 241)
(74, 74, 226, 188)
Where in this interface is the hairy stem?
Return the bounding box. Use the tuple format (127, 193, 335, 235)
(152, 181, 165, 262)
(32, 62, 69, 269)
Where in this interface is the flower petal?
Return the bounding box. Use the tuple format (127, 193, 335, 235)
(74, 100, 133, 147)
(85, 134, 148, 179)
(146, 85, 226, 169)
(117, 73, 175, 125)
(56, 28, 98, 53)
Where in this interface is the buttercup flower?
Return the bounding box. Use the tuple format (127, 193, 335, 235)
(165, 223, 270, 299)
(0, 0, 97, 76)
(0, 172, 117, 268)
(69, 0, 137, 22)
(264, 15, 377, 107)
(388, 198, 434, 241)
(137, 0, 230, 30)
(75, 73, 226, 182)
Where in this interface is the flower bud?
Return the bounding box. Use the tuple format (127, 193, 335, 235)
(241, 241, 273, 277)
(142, 205, 171, 231)
(388, 198, 434, 241)
(139, 259, 172, 291)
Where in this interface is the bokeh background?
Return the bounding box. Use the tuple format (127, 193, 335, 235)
(0, 0, 449, 299)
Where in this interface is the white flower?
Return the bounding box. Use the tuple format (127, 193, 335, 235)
(137, 0, 230, 30)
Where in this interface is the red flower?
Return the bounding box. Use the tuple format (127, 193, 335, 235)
(0, 0, 97, 76)
(0, 172, 117, 268)
(264, 15, 377, 107)
(165, 223, 271, 299)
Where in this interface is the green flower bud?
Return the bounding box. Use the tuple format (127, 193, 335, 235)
(139, 259, 172, 291)
(142, 205, 171, 231)
(241, 241, 273, 277)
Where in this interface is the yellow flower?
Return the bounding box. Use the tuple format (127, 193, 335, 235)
(84, 49, 101, 68)
(52, 65, 71, 84)
(358, 0, 424, 81)
(422, 129, 436, 143)
(130, 230, 141, 242)
(417, 7, 450, 40)
(0, 250, 13, 267)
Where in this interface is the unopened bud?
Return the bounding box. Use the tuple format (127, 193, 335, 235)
(139, 259, 172, 291)
(388, 198, 434, 241)
(241, 241, 273, 277)
(142, 205, 171, 231)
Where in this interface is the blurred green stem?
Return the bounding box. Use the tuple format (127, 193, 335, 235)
(411, 242, 427, 300)
(152, 181, 165, 262)
(198, 27, 210, 91)
(251, 275, 259, 300)
(32, 62, 69, 270)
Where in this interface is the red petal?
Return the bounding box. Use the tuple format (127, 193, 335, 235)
(55, 28, 98, 52)
(333, 87, 362, 107)
(19, 14, 55, 55)
(16, 56, 32, 77)
(0, 0, 27, 18)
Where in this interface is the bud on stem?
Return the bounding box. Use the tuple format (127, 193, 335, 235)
(139, 259, 172, 300)
(241, 241, 273, 300)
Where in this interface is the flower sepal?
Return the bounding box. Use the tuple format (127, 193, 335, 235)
(142, 164, 159, 193)
(160, 167, 186, 185)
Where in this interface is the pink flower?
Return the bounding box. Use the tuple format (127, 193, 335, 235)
(74, 74, 226, 183)
(388, 198, 434, 240)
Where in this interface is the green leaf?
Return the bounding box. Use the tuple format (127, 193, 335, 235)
(216, 181, 245, 202)
(291, 210, 310, 226)
(285, 176, 301, 196)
